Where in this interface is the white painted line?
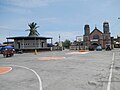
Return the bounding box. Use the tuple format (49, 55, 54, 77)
(107, 53, 115, 90)
(66, 52, 89, 55)
(7, 65, 42, 90)
(0, 67, 12, 75)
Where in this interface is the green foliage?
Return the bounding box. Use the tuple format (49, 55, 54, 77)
(62, 39, 71, 49)
(54, 42, 59, 46)
(26, 22, 40, 36)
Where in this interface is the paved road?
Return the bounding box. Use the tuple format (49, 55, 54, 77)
(0, 49, 120, 90)
(110, 50, 120, 90)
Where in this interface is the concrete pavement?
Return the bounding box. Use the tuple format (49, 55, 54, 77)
(0, 49, 120, 90)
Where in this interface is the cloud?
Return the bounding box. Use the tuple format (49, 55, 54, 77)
(0, 26, 10, 30)
(2, 0, 56, 8)
(40, 17, 62, 24)
(43, 31, 81, 43)
(0, 25, 24, 31)
(0, 0, 57, 14)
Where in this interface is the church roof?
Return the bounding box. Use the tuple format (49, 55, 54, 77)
(103, 21, 109, 24)
(90, 26, 103, 35)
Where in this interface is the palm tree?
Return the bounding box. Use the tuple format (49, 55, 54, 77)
(26, 22, 40, 36)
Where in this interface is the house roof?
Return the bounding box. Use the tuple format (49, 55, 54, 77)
(6, 36, 52, 40)
(90, 27, 103, 35)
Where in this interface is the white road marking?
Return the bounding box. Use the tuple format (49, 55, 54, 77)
(107, 53, 115, 90)
(66, 52, 89, 55)
(6, 65, 42, 90)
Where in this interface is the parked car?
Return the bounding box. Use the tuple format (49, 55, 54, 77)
(89, 45, 95, 51)
(96, 46, 102, 51)
(2, 46, 15, 57)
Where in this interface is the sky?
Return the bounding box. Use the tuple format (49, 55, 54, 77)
(0, 0, 120, 44)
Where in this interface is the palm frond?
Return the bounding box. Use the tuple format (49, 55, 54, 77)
(27, 22, 40, 36)
(25, 29, 30, 31)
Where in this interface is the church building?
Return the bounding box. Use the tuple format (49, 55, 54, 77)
(83, 21, 111, 50)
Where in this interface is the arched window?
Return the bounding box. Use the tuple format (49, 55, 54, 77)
(93, 35, 99, 39)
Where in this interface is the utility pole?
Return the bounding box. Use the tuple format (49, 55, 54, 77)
(59, 34, 62, 50)
(59, 34, 60, 44)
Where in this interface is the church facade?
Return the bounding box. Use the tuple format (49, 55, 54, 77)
(83, 22, 111, 50)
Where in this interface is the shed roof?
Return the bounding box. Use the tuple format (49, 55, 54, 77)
(7, 36, 52, 40)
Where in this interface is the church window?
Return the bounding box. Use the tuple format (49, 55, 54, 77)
(93, 35, 99, 39)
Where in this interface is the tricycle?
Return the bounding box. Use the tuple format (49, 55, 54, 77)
(2, 46, 15, 57)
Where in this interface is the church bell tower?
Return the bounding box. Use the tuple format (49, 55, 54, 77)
(103, 21, 111, 49)
(83, 24, 90, 49)
(103, 22, 110, 34)
(84, 24, 90, 36)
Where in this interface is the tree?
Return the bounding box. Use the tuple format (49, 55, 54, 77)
(62, 39, 71, 49)
(26, 22, 40, 36)
(54, 42, 59, 46)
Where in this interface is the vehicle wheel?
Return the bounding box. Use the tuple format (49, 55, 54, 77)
(6, 54, 9, 57)
(11, 54, 14, 56)
(3, 54, 7, 58)
(9, 54, 11, 57)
